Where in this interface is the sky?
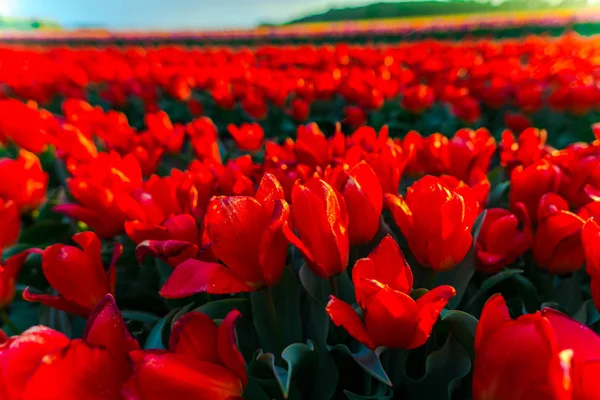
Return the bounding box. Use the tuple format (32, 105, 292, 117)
(0, 0, 402, 30)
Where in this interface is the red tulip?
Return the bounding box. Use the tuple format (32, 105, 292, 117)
(386, 175, 479, 271)
(227, 122, 264, 152)
(0, 250, 40, 309)
(0, 150, 48, 212)
(447, 128, 496, 184)
(476, 208, 528, 273)
(328, 161, 383, 246)
(509, 159, 561, 224)
(23, 232, 122, 317)
(363, 133, 410, 195)
(185, 117, 222, 165)
(288, 98, 310, 122)
(1, 294, 139, 400)
(123, 310, 246, 399)
(161, 173, 290, 298)
(401, 84, 435, 114)
(581, 218, 600, 311)
(501, 128, 550, 173)
(25, 295, 138, 399)
(504, 112, 531, 134)
(527, 193, 585, 274)
(344, 105, 367, 128)
(473, 294, 600, 400)
(0, 326, 70, 399)
(295, 123, 331, 169)
(0, 200, 19, 250)
(0, 99, 53, 153)
(284, 177, 349, 279)
(327, 236, 455, 350)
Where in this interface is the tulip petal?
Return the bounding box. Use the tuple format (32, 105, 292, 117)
(255, 173, 285, 216)
(474, 294, 512, 351)
(206, 196, 266, 285)
(259, 199, 290, 286)
(326, 296, 375, 350)
(0, 326, 69, 400)
(41, 242, 110, 312)
(582, 219, 600, 275)
(169, 312, 219, 363)
(22, 340, 129, 400)
(0, 329, 6, 343)
(160, 259, 254, 298)
(410, 285, 456, 348)
(136, 240, 198, 268)
(122, 351, 244, 400)
(541, 308, 600, 357)
(384, 193, 413, 239)
(125, 221, 169, 244)
(218, 309, 247, 385)
(354, 235, 413, 295)
(84, 294, 139, 357)
(22, 289, 91, 317)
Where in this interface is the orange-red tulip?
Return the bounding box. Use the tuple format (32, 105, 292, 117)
(476, 208, 529, 273)
(160, 173, 290, 297)
(23, 232, 122, 316)
(227, 122, 264, 152)
(0, 150, 48, 212)
(327, 236, 455, 349)
(284, 177, 349, 278)
(123, 310, 246, 399)
(386, 175, 479, 271)
(474, 294, 600, 400)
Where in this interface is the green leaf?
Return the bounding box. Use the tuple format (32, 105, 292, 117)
(251, 341, 316, 399)
(121, 310, 161, 324)
(144, 308, 179, 350)
(243, 378, 271, 400)
(402, 335, 472, 400)
(251, 267, 302, 354)
(195, 298, 251, 319)
(38, 305, 72, 338)
(464, 269, 524, 312)
(332, 344, 392, 387)
(441, 310, 478, 359)
(554, 274, 584, 315)
(435, 247, 476, 309)
(344, 386, 393, 400)
(6, 301, 39, 334)
(472, 210, 488, 243)
(299, 263, 329, 305)
(574, 299, 600, 326)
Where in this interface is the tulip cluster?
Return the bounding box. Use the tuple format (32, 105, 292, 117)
(1, 35, 600, 400)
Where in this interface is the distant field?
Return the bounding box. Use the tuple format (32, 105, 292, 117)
(1, 7, 599, 44)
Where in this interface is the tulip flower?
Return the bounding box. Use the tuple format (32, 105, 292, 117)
(288, 98, 310, 122)
(509, 159, 561, 223)
(0, 150, 48, 212)
(185, 117, 222, 165)
(0, 99, 53, 153)
(344, 105, 367, 128)
(447, 128, 496, 184)
(473, 294, 600, 400)
(160, 173, 290, 297)
(0, 294, 139, 400)
(327, 236, 455, 349)
(581, 218, 600, 311)
(527, 193, 585, 274)
(295, 123, 331, 169)
(123, 310, 247, 399)
(504, 112, 531, 134)
(283, 177, 349, 279)
(385, 175, 479, 271)
(402, 131, 449, 177)
(227, 122, 264, 152)
(23, 232, 122, 317)
(364, 136, 410, 195)
(0, 250, 40, 309)
(501, 128, 550, 174)
(475, 208, 529, 273)
(0, 200, 19, 250)
(401, 84, 435, 114)
(328, 162, 383, 246)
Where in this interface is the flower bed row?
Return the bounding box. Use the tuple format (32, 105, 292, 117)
(0, 85, 600, 398)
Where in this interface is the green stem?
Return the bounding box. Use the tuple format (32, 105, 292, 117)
(0, 309, 20, 335)
(424, 268, 436, 290)
(329, 276, 339, 298)
(546, 273, 555, 302)
(265, 287, 283, 353)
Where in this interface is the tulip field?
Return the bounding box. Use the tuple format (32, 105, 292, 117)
(3, 32, 600, 399)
